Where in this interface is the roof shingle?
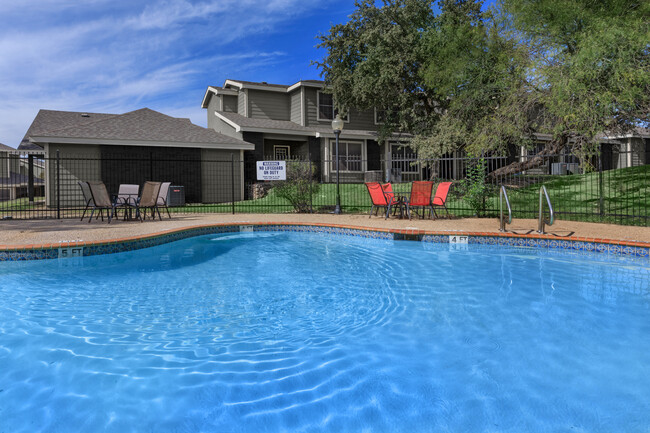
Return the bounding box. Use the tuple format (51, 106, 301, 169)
(21, 108, 252, 150)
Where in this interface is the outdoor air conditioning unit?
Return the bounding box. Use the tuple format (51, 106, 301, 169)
(565, 163, 581, 174)
(551, 163, 568, 175)
(551, 163, 582, 175)
(167, 185, 185, 206)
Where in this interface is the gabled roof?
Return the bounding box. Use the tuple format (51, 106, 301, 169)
(201, 85, 239, 108)
(286, 80, 325, 92)
(201, 79, 326, 108)
(19, 110, 116, 150)
(215, 111, 315, 135)
(22, 108, 254, 151)
(0, 142, 15, 151)
(224, 79, 290, 91)
(214, 110, 385, 139)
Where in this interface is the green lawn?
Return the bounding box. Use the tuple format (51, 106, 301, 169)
(485, 164, 650, 224)
(0, 197, 46, 211)
(174, 165, 649, 225)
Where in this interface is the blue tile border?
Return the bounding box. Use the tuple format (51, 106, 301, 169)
(0, 223, 648, 261)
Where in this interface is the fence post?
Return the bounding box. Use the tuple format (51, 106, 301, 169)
(28, 154, 34, 204)
(308, 152, 313, 213)
(598, 144, 604, 220)
(56, 149, 61, 220)
(231, 153, 235, 215)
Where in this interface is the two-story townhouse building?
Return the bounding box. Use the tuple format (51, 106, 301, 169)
(202, 79, 420, 189)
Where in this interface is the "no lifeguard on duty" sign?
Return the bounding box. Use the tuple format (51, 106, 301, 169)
(256, 161, 286, 181)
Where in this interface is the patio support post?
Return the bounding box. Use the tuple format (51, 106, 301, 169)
(308, 148, 313, 213)
(231, 153, 235, 215)
(56, 149, 61, 220)
(332, 115, 344, 214)
(28, 154, 34, 203)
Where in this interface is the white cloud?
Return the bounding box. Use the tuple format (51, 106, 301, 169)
(0, 0, 339, 147)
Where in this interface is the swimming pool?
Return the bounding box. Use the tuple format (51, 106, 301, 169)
(0, 231, 648, 432)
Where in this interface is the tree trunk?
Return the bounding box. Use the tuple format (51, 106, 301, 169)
(488, 135, 568, 179)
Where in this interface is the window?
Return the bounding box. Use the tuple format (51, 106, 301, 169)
(317, 91, 349, 121)
(391, 143, 418, 173)
(331, 141, 362, 172)
(274, 145, 290, 160)
(375, 108, 386, 125)
(375, 107, 397, 125)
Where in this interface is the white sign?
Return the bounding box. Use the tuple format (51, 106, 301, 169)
(256, 161, 286, 181)
(448, 235, 469, 244)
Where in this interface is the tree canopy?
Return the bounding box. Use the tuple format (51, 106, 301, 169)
(315, 0, 439, 139)
(316, 0, 650, 168)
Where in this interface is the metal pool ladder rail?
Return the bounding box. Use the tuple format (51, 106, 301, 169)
(538, 185, 554, 234)
(499, 186, 512, 232)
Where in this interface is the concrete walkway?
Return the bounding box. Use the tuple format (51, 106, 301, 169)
(1, 213, 649, 246)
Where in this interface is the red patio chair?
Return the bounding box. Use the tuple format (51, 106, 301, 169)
(365, 182, 396, 219)
(407, 181, 434, 219)
(381, 183, 395, 203)
(432, 182, 452, 218)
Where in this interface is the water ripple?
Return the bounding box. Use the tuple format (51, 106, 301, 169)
(0, 233, 648, 432)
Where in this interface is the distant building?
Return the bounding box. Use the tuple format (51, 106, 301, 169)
(202, 79, 422, 185)
(17, 108, 254, 207)
(0, 143, 45, 201)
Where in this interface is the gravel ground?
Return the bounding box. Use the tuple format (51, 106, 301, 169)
(1, 214, 649, 246)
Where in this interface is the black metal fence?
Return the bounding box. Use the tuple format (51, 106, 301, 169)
(1, 147, 648, 226)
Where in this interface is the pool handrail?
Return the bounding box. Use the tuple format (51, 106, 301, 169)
(499, 185, 512, 232)
(538, 185, 554, 234)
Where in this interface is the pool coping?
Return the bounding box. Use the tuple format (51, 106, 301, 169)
(1, 222, 649, 261)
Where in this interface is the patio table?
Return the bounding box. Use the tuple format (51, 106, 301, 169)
(114, 193, 140, 221)
(390, 192, 410, 219)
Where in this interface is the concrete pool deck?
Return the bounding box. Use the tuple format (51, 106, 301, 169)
(1, 213, 649, 246)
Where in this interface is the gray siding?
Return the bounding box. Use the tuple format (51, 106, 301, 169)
(630, 137, 646, 166)
(223, 95, 237, 113)
(209, 117, 243, 140)
(47, 143, 101, 207)
(201, 149, 243, 203)
(305, 87, 320, 127)
(0, 152, 10, 177)
(347, 108, 377, 131)
(304, 88, 377, 131)
(248, 89, 290, 121)
(306, 87, 378, 131)
(290, 90, 302, 124)
(238, 91, 247, 116)
(206, 96, 220, 130)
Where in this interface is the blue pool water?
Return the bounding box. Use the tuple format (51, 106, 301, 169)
(0, 232, 649, 432)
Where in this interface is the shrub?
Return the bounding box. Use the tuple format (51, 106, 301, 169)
(272, 161, 320, 213)
(462, 158, 489, 217)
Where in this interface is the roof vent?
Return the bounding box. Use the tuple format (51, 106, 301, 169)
(81, 113, 90, 117)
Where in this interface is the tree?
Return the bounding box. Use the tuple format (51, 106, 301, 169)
(316, 0, 650, 177)
(316, 0, 536, 161)
(502, 0, 650, 152)
(415, 0, 536, 160)
(315, 0, 439, 139)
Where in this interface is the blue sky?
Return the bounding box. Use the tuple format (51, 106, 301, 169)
(0, 0, 357, 148)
